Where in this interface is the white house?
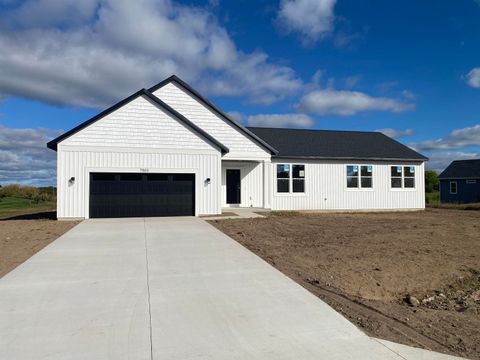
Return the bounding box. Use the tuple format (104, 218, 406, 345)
(47, 75, 428, 219)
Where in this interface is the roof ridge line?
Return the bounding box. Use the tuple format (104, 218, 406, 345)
(246, 126, 382, 134)
(149, 75, 279, 155)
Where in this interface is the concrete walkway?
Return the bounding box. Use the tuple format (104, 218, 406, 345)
(0, 217, 463, 359)
(201, 207, 266, 220)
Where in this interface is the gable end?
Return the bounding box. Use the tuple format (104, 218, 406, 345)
(149, 75, 278, 155)
(47, 89, 229, 154)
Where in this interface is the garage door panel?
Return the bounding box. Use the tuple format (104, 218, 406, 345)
(89, 173, 195, 218)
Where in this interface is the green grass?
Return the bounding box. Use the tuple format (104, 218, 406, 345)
(0, 197, 55, 218)
(269, 211, 300, 217)
(428, 202, 480, 211)
(425, 191, 480, 210)
(425, 191, 439, 205)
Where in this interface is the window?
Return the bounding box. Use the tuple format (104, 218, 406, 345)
(391, 166, 415, 189)
(347, 166, 359, 188)
(391, 166, 402, 188)
(277, 164, 290, 193)
(466, 179, 477, 184)
(450, 181, 457, 194)
(361, 166, 373, 188)
(292, 165, 305, 192)
(347, 165, 373, 188)
(276, 163, 305, 193)
(92, 173, 116, 181)
(404, 166, 415, 188)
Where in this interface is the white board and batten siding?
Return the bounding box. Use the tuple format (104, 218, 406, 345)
(57, 95, 222, 218)
(54, 81, 427, 218)
(153, 83, 271, 161)
(271, 159, 425, 211)
(221, 161, 266, 208)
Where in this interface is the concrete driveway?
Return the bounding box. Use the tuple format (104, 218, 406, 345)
(0, 217, 462, 359)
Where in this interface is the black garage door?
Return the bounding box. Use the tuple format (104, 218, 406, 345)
(89, 173, 195, 218)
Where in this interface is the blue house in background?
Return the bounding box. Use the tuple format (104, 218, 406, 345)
(439, 159, 480, 204)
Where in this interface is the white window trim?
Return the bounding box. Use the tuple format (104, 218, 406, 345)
(390, 165, 416, 191)
(345, 165, 374, 191)
(450, 181, 458, 194)
(466, 179, 477, 184)
(275, 163, 306, 196)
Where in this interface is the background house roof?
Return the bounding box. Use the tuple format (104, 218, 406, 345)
(247, 127, 428, 161)
(438, 159, 480, 179)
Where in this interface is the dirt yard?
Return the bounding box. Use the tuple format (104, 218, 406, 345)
(210, 209, 480, 360)
(0, 212, 79, 278)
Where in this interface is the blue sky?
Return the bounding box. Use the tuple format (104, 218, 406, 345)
(0, 0, 479, 185)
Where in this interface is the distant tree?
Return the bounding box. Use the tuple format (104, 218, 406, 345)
(425, 170, 439, 193)
(0, 184, 55, 202)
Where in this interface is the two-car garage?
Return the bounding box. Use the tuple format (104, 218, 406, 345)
(89, 172, 195, 218)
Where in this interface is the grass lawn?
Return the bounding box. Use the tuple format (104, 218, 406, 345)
(425, 191, 480, 210)
(0, 197, 56, 219)
(425, 191, 439, 205)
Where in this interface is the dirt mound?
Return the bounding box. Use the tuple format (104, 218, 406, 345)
(413, 270, 480, 314)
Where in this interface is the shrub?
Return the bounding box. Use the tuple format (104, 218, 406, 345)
(425, 170, 439, 193)
(0, 184, 55, 202)
(425, 191, 439, 205)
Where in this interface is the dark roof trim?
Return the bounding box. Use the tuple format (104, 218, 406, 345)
(273, 155, 427, 162)
(142, 90, 229, 154)
(47, 89, 229, 154)
(149, 75, 279, 155)
(47, 89, 145, 151)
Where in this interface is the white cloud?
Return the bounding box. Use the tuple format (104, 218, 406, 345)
(376, 128, 414, 139)
(410, 124, 480, 151)
(9, 0, 99, 27)
(247, 113, 314, 128)
(408, 124, 480, 172)
(226, 111, 244, 123)
(0, 0, 302, 109)
(344, 75, 362, 89)
(298, 89, 415, 116)
(0, 124, 61, 186)
(465, 67, 480, 88)
(277, 0, 336, 44)
(311, 70, 324, 85)
(426, 151, 479, 173)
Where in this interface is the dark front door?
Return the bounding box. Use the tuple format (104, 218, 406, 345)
(226, 169, 241, 204)
(89, 172, 195, 218)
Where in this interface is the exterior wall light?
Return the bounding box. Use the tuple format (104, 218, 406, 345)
(205, 178, 211, 184)
(68, 177, 75, 185)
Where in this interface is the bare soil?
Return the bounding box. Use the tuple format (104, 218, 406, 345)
(210, 209, 480, 360)
(0, 212, 79, 278)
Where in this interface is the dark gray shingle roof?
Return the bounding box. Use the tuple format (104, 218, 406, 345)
(247, 127, 427, 161)
(438, 159, 480, 179)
